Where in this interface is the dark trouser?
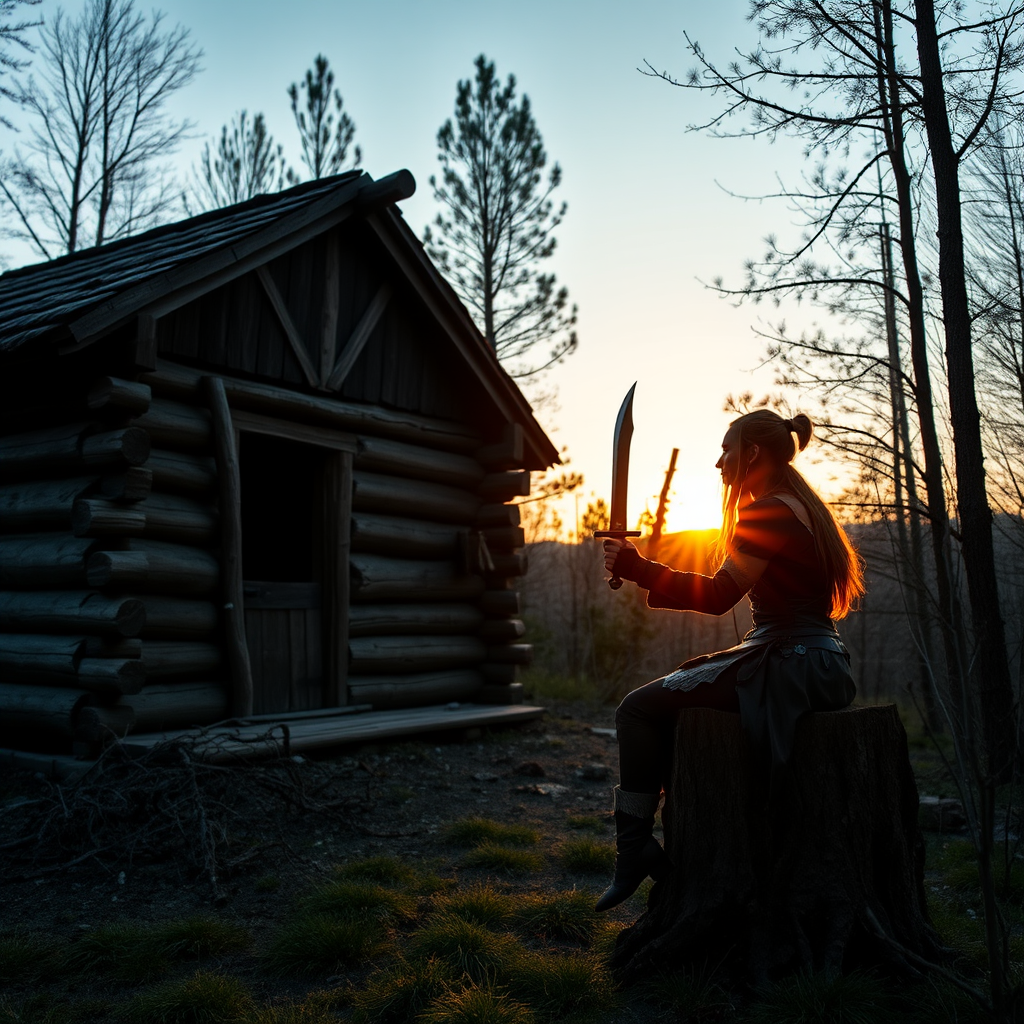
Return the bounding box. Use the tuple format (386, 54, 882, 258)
(615, 671, 741, 795)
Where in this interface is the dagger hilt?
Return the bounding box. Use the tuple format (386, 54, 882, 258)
(594, 530, 642, 591)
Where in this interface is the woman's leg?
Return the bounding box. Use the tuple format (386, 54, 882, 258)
(597, 676, 740, 912)
(615, 676, 741, 794)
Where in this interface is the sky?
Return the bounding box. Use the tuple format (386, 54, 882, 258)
(2, 0, 846, 533)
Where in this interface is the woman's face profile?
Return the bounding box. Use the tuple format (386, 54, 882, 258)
(716, 423, 744, 486)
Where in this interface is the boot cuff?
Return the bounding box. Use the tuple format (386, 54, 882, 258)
(612, 786, 660, 818)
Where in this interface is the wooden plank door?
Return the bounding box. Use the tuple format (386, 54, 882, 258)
(238, 432, 349, 714)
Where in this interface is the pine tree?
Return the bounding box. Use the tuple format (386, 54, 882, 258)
(187, 110, 289, 211)
(425, 54, 577, 380)
(288, 54, 361, 180)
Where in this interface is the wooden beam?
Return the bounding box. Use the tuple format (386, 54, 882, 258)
(325, 284, 392, 391)
(324, 450, 351, 707)
(203, 376, 253, 717)
(231, 409, 356, 452)
(144, 359, 481, 453)
(255, 264, 319, 388)
(320, 231, 341, 383)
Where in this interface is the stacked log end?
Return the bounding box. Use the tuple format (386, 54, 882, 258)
(0, 378, 229, 755)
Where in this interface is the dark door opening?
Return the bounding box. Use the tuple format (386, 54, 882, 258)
(240, 433, 326, 714)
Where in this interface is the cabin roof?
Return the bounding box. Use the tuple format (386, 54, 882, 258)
(0, 170, 559, 468)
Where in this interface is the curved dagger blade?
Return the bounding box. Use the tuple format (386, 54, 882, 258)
(608, 382, 637, 532)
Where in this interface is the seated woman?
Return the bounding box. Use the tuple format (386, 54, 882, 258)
(597, 409, 864, 911)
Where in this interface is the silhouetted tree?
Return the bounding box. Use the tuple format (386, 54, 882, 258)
(0, 0, 201, 256)
(288, 54, 360, 180)
(186, 110, 289, 212)
(0, 0, 40, 128)
(425, 54, 577, 380)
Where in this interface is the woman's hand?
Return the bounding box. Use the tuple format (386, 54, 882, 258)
(603, 538, 637, 573)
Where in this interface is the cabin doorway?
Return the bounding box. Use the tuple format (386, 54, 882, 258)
(238, 430, 350, 714)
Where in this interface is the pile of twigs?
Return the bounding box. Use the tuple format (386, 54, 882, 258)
(0, 732, 370, 893)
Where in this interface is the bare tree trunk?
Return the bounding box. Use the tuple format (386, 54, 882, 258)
(914, 0, 1015, 779)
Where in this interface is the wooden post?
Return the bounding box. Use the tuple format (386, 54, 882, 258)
(646, 447, 679, 563)
(202, 376, 253, 717)
(324, 450, 351, 706)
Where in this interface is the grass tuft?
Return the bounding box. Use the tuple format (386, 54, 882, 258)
(590, 922, 626, 961)
(410, 916, 524, 985)
(299, 880, 417, 924)
(0, 992, 111, 1024)
(515, 890, 600, 942)
(557, 837, 615, 874)
(0, 930, 60, 986)
(63, 921, 169, 984)
(261, 914, 383, 977)
(463, 843, 544, 875)
(506, 950, 614, 1017)
(646, 964, 734, 1019)
(565, 815, 606, 834)
(334, 855, 420, 887)
(743, 970, 899, 1024)
(117, 971, 251, 1024)
(444, 817, 540, 849)
(434, 883, 516, 928)
(152, 916, 250, 959)
(245, 988, 348, 1024)
(420, 983, 536, 1024)
(349, 956, 454, 1024)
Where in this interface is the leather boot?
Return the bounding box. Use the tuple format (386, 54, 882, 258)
(595, 787, 670, 912)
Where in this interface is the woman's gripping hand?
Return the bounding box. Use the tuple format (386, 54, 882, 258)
(603, 538, 637, 574)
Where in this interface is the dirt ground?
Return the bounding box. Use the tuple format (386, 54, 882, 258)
(0, 698, 633, 943)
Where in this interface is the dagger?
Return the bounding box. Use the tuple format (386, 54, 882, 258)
(594, 383, 642, 590)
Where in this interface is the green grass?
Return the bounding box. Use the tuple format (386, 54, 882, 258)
(419, 983, 536, 1024)
(463, 843, 545, 875)
(743, 970, 899, 1024)
(116, 971, 250, 1024)
(515, 891, 600, 942)
(245, 989, 348, 1024)
(299, 879, 418, 924)
(349, 957, 455, 1024)
(505, 950, 614, 1018)
(645, 965, 734, 1020)
(334, 854, 447, 894)
(334, 855, 420, 886)
(409, 917, 524, 985)
(564, 815, 606, 834)
(63, 921, 170, 984)
(60, 917, 250, 985)
(261, 914, 384, 977)
(433, 883, 516, 928)
(444, 817, 541, 848)
(556, 838, 615, 874)
(150, 917, 250, 960)
(933, 838, 1024, 902)
(0, 992, 112, 1024)
(519, 670, 596, 704)
(0, 930, 60, 986)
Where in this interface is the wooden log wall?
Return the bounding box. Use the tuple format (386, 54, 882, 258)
(0, 374, 228, 752)
(0, 358, 535, 752)
(140, 360, 533, 714)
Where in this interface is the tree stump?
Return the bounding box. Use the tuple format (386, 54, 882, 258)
(611, 704, 941, 986)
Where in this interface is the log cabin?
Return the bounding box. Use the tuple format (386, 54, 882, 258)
(0, 169, 556, 768)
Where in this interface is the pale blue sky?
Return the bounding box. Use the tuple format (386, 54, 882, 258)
(6, 0, 840, 530)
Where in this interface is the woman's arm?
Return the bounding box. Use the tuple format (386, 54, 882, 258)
(610, 544, 762, 614)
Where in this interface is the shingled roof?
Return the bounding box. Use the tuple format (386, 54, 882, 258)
(0, 170, 559, 469)
(0, 170, 408, 353)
